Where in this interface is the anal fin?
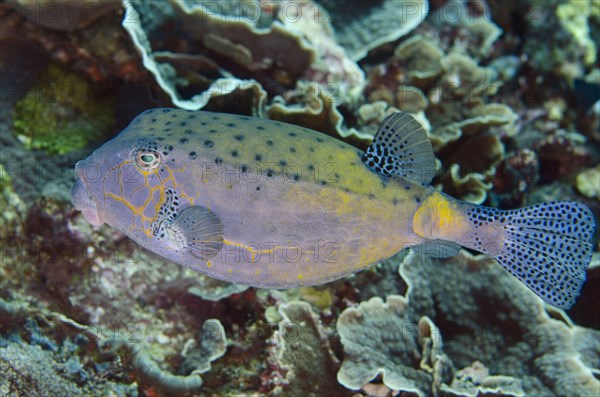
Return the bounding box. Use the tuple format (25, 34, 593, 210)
(416, 240, 461, 258)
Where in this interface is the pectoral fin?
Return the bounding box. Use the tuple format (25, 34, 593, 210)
(165, 205, 224, 261)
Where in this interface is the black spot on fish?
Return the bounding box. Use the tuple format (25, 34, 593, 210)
(235, 135, 244, 141)
(308, 164, 315, 171)
(404, 185, 411, 190)
(151, 118, 157, 122)
(215, 157, 223, 164)
(309, 147, 315, 152)
(241, 165, 248, 173)
(165, 121, 172, 126)
(180, 122, 187, 127)
(189, 151, 197, 159)
(204, 140, 214, 148)
(290, 147, 296, 153)
(188, 115, 196, 120)
(339, 144, 345, 149)
(227, 123, 236, 128)
(289, 132, 297, 137)
(209, 129, 217, 133)
(255, 154, 262, 161)
(316, 137, 324, 142)
(162, 109, 171, 113)
(201, 121, 208, 126)
(157, 137, 164, 141)
(266, 169, 274, 177)
(369, 194, 375, 200)
(266, 140, 273, 146)
(393, 198, 399, 205)
(344, 188, 350, 193)
(164, 128, 171, 132)
(415, 197, 421, 203)
(256, 186, 261, 191)
(321, 180, 327, 186)
(162, 150, 168, 156)
(257, 126, 265, 131)
(231, 150, 238, 157)
(180, 138, 188, 143)
(170, 113, 177, 118)
(212, 116, 219, 120)
(279, 160, 287, 166)
(293, 174, 300, 181)
(335, 173, 340, 179)
(185, 129, 193, 134)
(168, 145, 173, 151)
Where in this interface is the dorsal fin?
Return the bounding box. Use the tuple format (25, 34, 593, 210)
(361, 112, 436, 184)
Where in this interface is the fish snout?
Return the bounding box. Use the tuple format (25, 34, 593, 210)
(71, 172, 103, 227)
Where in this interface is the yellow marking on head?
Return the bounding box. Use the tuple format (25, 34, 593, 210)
(207, 261, 212, 267)
(227, 268, 233, 274)
(102, 159, 200, 237)
(297, 274, 303, 280)
(255, 269, 260, 275)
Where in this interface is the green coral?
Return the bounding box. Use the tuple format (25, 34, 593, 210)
(12, 63, 114, 155)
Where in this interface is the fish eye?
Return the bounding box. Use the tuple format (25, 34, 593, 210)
(134, 150, 161, 171)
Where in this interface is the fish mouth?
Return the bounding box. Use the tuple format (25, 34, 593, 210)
(71, 162, 103, 227)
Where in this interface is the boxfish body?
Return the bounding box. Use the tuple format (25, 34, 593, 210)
(72, 109, 595, 309)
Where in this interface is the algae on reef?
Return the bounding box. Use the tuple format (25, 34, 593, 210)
(12, 63, 115, 155)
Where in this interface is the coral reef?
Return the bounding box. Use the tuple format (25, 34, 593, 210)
(121, 0, 364, 116)
(129, 319, 227, 394)
(322, 0, 429, 60)
(363, 0, 523, 203)
(268, 301, 347, 396)
(576, 165, 600, 199)
(187, 277, 249, 301)
(12, 0, 122, 32)
(335, 251, 600, 396)
(0, 164, 26, 239)
(337, 294, 450, 396)
(12, 63, 115, 154)
(523, 0, 597, 80)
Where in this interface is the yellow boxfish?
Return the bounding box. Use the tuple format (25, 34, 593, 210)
(71, 109, 595, 309)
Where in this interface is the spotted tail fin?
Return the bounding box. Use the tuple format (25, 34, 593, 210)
(463, 202, 595, 309)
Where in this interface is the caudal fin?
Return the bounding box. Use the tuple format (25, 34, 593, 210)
(464, 202, 595, 309)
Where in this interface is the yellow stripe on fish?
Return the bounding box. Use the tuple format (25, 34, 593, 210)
(72, 109, 596, 309)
